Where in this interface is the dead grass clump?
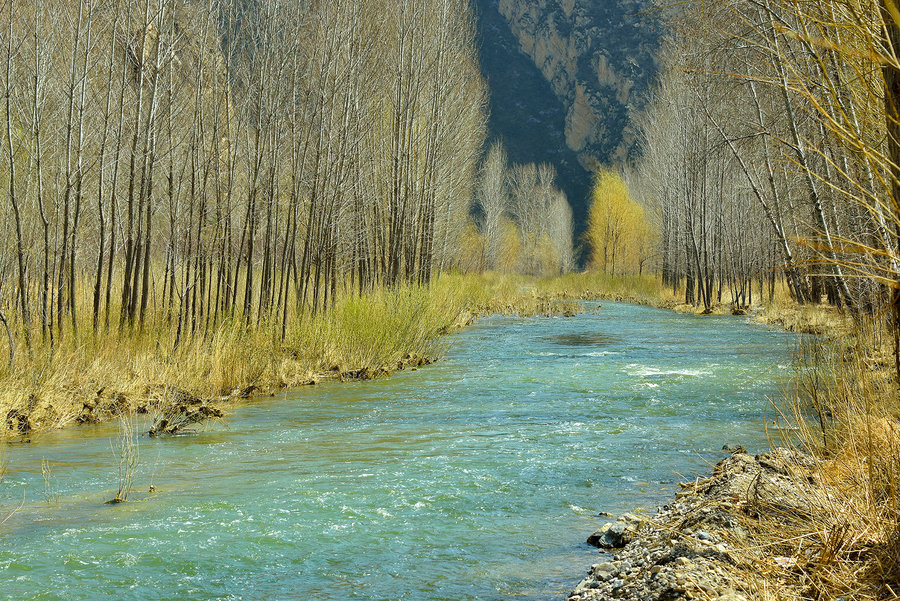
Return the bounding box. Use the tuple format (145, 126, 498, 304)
(147, 388, 224, 437)
(534, 270, 663, 303)
(876, 525, 900, 597)
(737, 325, 900, 601)
(106, 413, 139, 504)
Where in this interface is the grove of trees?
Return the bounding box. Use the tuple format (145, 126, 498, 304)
(631, 0, 900, 337)
(0, 0, 489, 360)
(466, 141, 574, 276)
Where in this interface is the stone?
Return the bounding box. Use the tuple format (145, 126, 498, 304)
(592, 561, 615, 573)
(592, 514, 643, 549)
(586, 522, 612, 547)
(587, 519, 633, 548)
(573, 578, 591, 593)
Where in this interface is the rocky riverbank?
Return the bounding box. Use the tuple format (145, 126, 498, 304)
(568, 447, 826, 601)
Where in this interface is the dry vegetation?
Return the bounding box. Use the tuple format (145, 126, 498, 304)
(0, 276, 471, 437)
(0, 0, 490, 429)
(712, 326, 900, 601)
(456, 270, 664, 314)
(1, 271, 659, 438)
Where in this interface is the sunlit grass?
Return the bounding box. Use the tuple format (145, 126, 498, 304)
(0, 270, 659, 436)
(439, 270, 664, 315)
(0, 280, 471, 436)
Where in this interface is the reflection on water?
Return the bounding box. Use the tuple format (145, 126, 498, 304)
(0, 303, 798, 601)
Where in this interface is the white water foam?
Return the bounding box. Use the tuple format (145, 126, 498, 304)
(625, 364, 713, 377)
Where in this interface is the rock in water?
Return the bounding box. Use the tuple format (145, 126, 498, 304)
(587, 513, 640, 548)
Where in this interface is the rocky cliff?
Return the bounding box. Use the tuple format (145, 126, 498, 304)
(476, 0, 660, 230)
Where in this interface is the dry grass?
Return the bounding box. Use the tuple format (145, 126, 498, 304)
(753, 286, 854, 336)
(0, 279, 469, 437)
(106, 413, 139, 504)
(446, 270, 664, 315)
(0, 270, 658, 438)
(532, 271, 664, 305)
(719, 323, 900, 601)
(657, 279, 856, 337)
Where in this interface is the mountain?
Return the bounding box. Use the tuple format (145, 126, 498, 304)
(475, 0, 661, 232)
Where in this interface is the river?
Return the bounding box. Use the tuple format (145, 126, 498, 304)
(0, 302, 798, 601)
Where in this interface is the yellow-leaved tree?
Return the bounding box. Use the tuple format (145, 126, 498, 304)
(586, 171, 654, 275)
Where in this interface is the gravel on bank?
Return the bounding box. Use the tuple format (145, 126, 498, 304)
(568, 448, 823, 601)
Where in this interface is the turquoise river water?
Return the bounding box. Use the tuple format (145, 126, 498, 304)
(0, 302, 799, 601)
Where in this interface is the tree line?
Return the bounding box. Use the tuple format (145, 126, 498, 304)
(629, 0, 899, 334)
(0, 0, 489, 359)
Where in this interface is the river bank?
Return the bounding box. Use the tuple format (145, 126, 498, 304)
(0, 272, 613, 439)
(1, 283, 463, 438)
(565, 302, 899, 601)
(1, 269, 834, 440)
(569, 439, 900, 601)
(17, 268, 826, 441)
(570, 448, 819, 601)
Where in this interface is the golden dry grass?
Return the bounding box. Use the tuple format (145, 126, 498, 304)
(0, 279, 470, 437)
(723, 324, 900, 601)
(0, 270, 656, 438)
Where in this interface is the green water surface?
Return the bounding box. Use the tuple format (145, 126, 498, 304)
(0, 303, 798, 600)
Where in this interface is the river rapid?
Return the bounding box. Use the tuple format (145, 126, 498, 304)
(0, 302, 798, 601)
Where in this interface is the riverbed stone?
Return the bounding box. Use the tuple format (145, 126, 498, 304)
(587, 513, 643, 549)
